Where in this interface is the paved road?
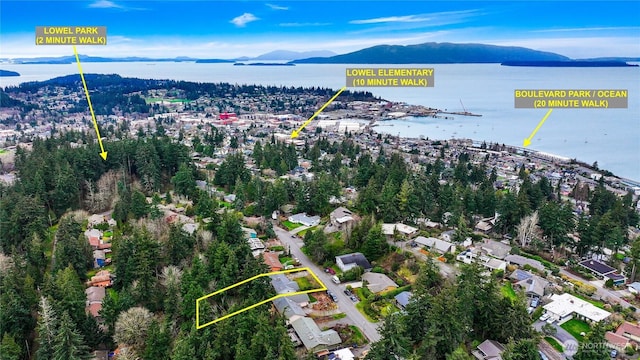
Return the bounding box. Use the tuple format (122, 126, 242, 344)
(274, 226, 382, 343)
(560, 269, 635, 311)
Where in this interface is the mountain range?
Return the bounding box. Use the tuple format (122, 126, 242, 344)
(1, 42, 636, 65)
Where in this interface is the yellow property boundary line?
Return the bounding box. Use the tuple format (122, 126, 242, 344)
(196, 267, 327, 329)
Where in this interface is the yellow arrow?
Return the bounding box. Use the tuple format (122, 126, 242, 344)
(523, 108, 553, 148)
(73, 45, 107, 160)
(291, 86, 346, 139)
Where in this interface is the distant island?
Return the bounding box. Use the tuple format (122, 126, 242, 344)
(0, 70, 20, 77)
(233, 62, 295, 66)
(502, 60, 638, 67)
(194, 59, 235, 64)
(4, 42, 639, 66)
(293, 42, 569, 64)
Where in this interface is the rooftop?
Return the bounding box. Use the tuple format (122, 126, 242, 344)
(543, 293, 611, 322)
(579, 259, 616, 275)
(336, 252, 372, 270)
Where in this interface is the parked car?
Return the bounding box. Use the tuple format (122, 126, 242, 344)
(325, 267, 336, 275)
(344, 289, 352, 296)
(539, 313, 550, 322)
(327, 290, 338, 302)
(531, 297, 539, 307)
(331, 275, 341, 284)
(610, 349, 618, 358)
(350, 295, 359, 302)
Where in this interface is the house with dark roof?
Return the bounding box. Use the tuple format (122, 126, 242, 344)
(514, 273, 550, 299)
(472, 340, 506, 360)
(579, 259, 626, 285)
(509, 269, 533, 282)
(335, 253, 372, 273)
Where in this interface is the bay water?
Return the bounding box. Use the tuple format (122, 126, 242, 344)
(1, 62, 638, 180)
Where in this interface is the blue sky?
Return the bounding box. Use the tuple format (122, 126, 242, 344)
(1, 1, 639, 58)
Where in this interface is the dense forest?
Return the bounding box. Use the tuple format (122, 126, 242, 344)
(0, 131, 297, 360)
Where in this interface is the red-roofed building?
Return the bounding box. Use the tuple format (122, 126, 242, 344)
(606, 321, 640, 350)
(263, 252, 283, 272)
(87, 270, 112, 287)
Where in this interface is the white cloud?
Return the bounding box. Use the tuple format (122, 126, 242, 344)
(230, 13, 259, 27)
(266, 3, 288, 10)
(88, 0, 123, 9)
(349, 10, 478, 25)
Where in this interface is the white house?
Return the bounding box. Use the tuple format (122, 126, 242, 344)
(543, 293, 611, 324)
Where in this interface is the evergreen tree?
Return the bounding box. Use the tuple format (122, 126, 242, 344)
(53, 311, 89, 360)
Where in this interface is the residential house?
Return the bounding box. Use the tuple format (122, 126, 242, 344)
(289, 213, 321, 227)
(272, 296, 306, 319)
(263, 252, 284, 272)
(606, 321, 640, 351)
(394, 291, 413, 310)
(543, 293, 611, 324)
(475, 217, 497, 234)
(478, 256, 507, 272)
(270, 274, 309, 304)
(381, 223, 418, 239)
(86, 270, 112, 287)
(472, 340, 506, 360)
(335, 253, 372, 273)
(290, 316, 342, 351)
(362, 272, 398, 294)
(85, 229, 102, 249)
(579, 259, 626, 285)
(87, 214, 106, 228)
(328, 207, 358, 232)
(628, 282, 640, 294)
(85, 286, 105, 320)
(414, 236, 455, 254)
(509, 269, 534, 282)
(513, 273, 550, 299)
(504, 254, 545, 272)
(479, 239, 512, 259)
(92, 250, 111, 268)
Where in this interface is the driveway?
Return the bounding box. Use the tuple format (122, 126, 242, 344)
(534, 320, 577, 345)
(274, 225, 382, 343)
